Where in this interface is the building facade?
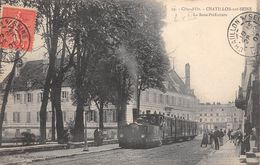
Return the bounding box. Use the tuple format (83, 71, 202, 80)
(127, 63, 200, 122)
(195, 103, 243, 133)
(1, 59, 199, 140)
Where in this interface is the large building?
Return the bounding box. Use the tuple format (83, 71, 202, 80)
(127, 63, 199, 122)
(195, 102, 243, 133)
(0, 59, 199, 140)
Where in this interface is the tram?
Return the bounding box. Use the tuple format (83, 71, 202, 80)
(118, 113, 198, 148)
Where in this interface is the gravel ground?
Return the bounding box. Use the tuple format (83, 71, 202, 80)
(30, 139, 213, 165)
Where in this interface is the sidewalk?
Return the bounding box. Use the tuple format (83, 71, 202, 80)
(196, 140, 243, 165)
(0, 143, 120, 165)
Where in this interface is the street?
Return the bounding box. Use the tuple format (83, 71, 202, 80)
(30, 139, 212, 165)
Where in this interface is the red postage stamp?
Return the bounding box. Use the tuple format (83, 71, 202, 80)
(0, 6, 36, 52)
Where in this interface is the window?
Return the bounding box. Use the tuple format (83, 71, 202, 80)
(112, 110, 117, 122)
(171, 96, 175, 105)
(234, 113, 236, 116)
(61, 91, 69, 102)
(87, 110, 97, 122)
(216, 113, 219, 116)
(166, 95, 169, 105)
(200, 114, 202, 116)
(199, 118, 202, 122)
(159, 94, 163, 104)
(37, 112, 40, 122)
(15, 129, 20, 137)
(216, 118, 219, 122)
(14, 94, 22, 104)
(210, 113, 213, 116)
(13, 112, 20, 123)
(26, 129, 31, 133)
(37, 92, 43, 103)
(3, 112, 7, 122)
(26, 112, 31, 123)
(145, 91, 149, 102)
(63, 112, 66, 122)
(153, 93, 157, 103)
(27, 93, 33, 103)
(204, 113, 207, 116)
(24, 94, 27, 103)
(234, 118, 237, 122)
(204, 118, 207, 122)
(210, 118, 213, 122)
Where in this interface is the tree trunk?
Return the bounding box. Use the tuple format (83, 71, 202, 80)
(137, 88, 141, 115)
(51, 98, 56, 141)
(0, 52, 19, 146)
(99, 101, 104, 131)
(52, 79, 64, 143)
(39, 33, 58, 143)
(73, 94, 84, 141)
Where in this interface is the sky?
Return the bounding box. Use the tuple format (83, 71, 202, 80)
(162, 0, 257, 103)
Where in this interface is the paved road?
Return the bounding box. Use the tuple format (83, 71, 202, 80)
(30, 139, 213, 165)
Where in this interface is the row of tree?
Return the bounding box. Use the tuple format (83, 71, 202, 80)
(0, 0, 170, 145)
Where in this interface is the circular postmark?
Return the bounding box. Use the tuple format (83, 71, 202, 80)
(227, 12, 260, 57)
(0, 17, 31, 63)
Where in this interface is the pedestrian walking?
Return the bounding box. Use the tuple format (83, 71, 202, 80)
(219, 129, 224, 146)
(213, 126, 220, 150)
(201, 130, 208, 147)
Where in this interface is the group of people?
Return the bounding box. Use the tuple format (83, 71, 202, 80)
(200, 126, 225, 150)
(200, 121, 254, 155)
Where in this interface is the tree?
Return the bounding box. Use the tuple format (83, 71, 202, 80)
(0, 51, 20, 146)
(36, 0, 77, 143)
(70, 0, 132, 141)
(121, 0, 169, 115)
(90, 53, 116, 130)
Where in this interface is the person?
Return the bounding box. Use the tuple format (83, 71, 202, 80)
(227, 129, 232, 140)
(213, 126, 220, 150)
(237, 130, 243, 146)
(241, 120, 253, 155)
(209, 130, 214, 148)
(201, 130, 208, 147)
(219, 129, 224, 146)
(94, 128, 103, 146)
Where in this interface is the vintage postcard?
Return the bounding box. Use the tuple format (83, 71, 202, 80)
(0, 0, 258, 165)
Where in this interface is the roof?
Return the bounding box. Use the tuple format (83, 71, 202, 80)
(2, 59, 70, 91)
(166, 69, 194, 96)
(2, 60, 194, 96)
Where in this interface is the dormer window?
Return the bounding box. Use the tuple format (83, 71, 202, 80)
(27, 80, 32, 88)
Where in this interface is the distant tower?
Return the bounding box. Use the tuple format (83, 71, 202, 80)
(185, 63, 190, 89)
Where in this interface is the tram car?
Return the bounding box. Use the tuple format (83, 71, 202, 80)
(118, 113, 198, 148)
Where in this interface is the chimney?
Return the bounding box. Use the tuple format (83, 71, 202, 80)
(15, 59, 23, 77)
(185, 63, 190, 89)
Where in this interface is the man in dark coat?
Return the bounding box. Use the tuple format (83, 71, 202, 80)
(213, 126, 220, 150)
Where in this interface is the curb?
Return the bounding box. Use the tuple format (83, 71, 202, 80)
(4, 146, 121, 165)
(0, 140, 118, 156)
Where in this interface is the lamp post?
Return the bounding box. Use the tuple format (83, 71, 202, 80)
(83, 108, 89, 151)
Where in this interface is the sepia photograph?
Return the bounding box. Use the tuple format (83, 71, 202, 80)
(0, 0, 258, 164)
